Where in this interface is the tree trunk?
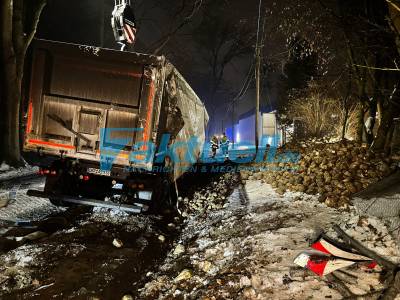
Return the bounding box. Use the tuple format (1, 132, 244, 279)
(384, 123, 395, 155)
(0, 0, 21, 165)
(341, 76, 352, 140)
(0, 0, 46, 166)
(341, 105, 349, 140)
(0, 60, 22, 165)
(356, 103, 365, 142)
(372, 103, 392, 151)
(372, 102, 397, 151)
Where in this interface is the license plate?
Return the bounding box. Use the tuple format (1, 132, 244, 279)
(87, 168, 111, 177)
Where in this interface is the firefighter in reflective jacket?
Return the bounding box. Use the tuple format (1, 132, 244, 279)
(210, 135, 219, 158)
(220, 133, 230, 158)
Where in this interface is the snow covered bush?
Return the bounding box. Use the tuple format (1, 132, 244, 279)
(287, 87, 338, 139)
(287, 83, 359, 141)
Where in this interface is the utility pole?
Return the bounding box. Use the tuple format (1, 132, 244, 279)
(255, 45, 261, 152)
(254, 0, 263, 152)
(232, 101, 235, 149)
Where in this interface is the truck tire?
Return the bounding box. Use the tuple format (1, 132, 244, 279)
(149, 178, 177, 214)
(45, 173, 76, 207)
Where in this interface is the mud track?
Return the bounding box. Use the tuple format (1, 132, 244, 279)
(0, 167, 238, 299)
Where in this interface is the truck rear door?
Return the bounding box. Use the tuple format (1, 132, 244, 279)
(24, 41, 157, 168)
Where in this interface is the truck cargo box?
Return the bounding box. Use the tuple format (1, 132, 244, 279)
(24, 39, 209, 181)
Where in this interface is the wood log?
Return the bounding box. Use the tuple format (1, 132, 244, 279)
(333, 225, 398, 271)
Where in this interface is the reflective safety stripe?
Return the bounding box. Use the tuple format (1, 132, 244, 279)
(28, 139, 75, 150)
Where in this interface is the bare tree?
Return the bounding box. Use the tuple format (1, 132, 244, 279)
(267, 0, 400, 151)
(148, 0, 204, 55)
(193, 0, 255, 134)
(0, 0, 46, 166)
(134, 0, 205, 55)
(287, 83, 337, 138)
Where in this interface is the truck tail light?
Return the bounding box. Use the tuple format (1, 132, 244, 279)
(38, 168, 57, 176)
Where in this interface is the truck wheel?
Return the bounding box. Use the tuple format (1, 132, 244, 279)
(149, 178, 177, 214)
(45, 174, 76, 207)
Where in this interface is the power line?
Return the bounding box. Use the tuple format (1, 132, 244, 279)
(220, 62, 255, 124)
(232, 62, 255, 103)
(221, 0, 264, 145)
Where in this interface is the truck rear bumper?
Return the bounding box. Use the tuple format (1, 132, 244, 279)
(27, 190, 144, 213)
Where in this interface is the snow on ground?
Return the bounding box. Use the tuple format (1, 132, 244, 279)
(0, 163, 11, 172)
(0, 244, 45, 291)
(0, 203, 175, 298)
(139, 180, 400, 299)
(352, 172, 400, 241)
(0, 174, 399, 299)
(0, 163, 39, 182)
(0, 178, 63, 226)
(90, 207, 133, 224)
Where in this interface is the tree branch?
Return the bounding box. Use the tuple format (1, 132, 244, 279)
(387, 0, 400, 13)
(381, 271, 400, 300)
(23, 0, 47, 56)
(353, 63, 400, 72)
(151, 0, 203, 55)
(333, 225, 398, 271)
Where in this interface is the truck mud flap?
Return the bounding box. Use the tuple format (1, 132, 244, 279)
(27, 190, 143, 213)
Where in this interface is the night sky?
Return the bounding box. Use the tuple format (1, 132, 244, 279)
(36, 0, 279, 134)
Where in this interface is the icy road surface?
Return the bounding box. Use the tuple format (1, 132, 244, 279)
(0, 177, 64, 228)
